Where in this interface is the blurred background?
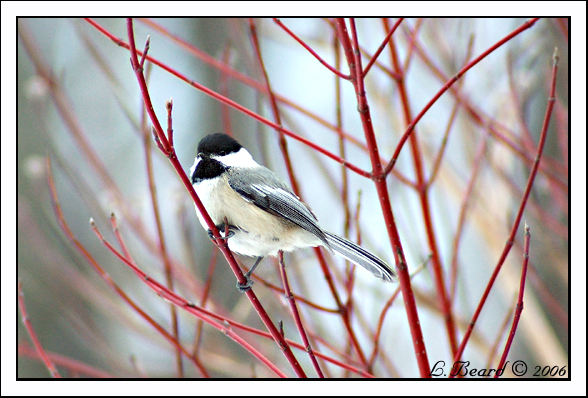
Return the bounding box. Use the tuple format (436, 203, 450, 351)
(16, 18, 569, 379)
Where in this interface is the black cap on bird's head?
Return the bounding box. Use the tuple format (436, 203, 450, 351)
(197, 133, 243, 157)
(192, 134, 253, 184)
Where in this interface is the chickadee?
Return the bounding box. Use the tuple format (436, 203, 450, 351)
(190, 133, 396, 291)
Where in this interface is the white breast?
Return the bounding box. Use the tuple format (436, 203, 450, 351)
(193, 175, 323, 258)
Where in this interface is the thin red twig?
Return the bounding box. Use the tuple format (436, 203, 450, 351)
(451, 47, 559, 370)
(484, 300, 517, 372)
(273, 18, 351, 80)
(336, 17, 431, 377)
(362, 18, 403, 77)
(19, 20, 198, 296)
(45, 156, 210, 377)
(18, 281, 62, 378)
(126, 18, 306, 378)
(18, 344, 113, 378)
(278, 252, 325, 378)
(90, 218, 288, 378)
(449, 127, 491, 301)
(141, 87, 183, 377)
(400, 19, 566, 193)
(494, 223, 531, 376)
(249, 18, 373, 370)
(94, 216, 377, 377)
(368, 255, 431, 369)
(86, 18, 370, 178)
(384, 18, 540, 176)
(132, 18, 413, 186)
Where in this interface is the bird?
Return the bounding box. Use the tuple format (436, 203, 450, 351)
(190, 133, 396, 291)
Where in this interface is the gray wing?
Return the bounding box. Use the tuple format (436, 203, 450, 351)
(227, 167, 329, 247)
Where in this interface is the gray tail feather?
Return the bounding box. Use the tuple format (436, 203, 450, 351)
(324, 232, 396, 283)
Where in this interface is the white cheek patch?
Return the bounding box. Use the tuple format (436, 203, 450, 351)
(215, 148, 258, 168)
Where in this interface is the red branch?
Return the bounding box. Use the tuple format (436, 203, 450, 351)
(336, 17, 431, 377)
(125, 18, 306, 378)
(85, 18, 371, 178)
(451, 47, 559, 371)
(495, 223, 531, 376)
(384, 18, 540, 176)
(18, 281, 61, 378)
